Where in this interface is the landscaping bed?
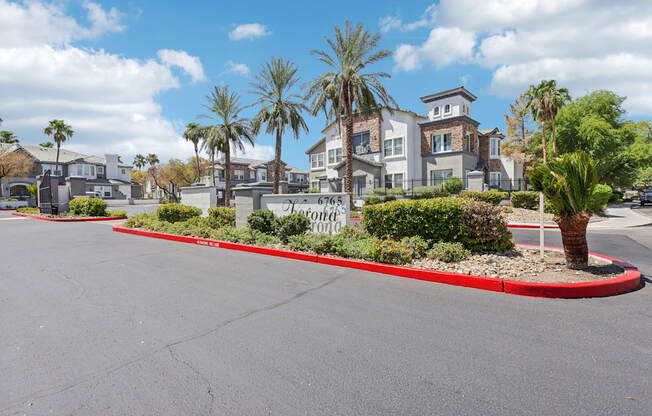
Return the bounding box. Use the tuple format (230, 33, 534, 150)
(15, 199, 126, 220)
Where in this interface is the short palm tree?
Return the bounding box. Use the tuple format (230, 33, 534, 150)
(250, 57, 309, 194)
(133, 154, 146, 171)
(200, 85, 255, 206)
(183, 122, 205, 182)
(201, 126, 225, 187)
(305, 21, 396, 202)
(43, 120, 74, 175)
(0, 131, 19, 144)
(529, 151, 598, 269)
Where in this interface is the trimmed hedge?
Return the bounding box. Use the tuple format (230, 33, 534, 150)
(589, 184, 612, 212)
(459, 190, 507, 205)
(511, 191, 539, 210)
(274, 213, 311, 243)
(156, 203, 201, 223)
(443, 177, 464, 194)
(247, 210, 276, 234)
(208, 207, 236, 227)
(69, 198, 107, 217)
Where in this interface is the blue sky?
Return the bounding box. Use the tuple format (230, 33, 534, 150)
(1, 0, 650, 170)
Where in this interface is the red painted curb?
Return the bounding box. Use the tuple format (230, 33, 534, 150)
(110, 225, 641, 299)
(12, 212, 127, 222)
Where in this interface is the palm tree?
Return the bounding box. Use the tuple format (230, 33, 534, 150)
(529, 151, 598, 269)
(183, 122, 205, 182)
(39, 142, 54, 148)
(525, 83, 548, 163)
(0, 131, 18, 144)
(250, 57, 309, 194)
(133, 154, 146, 170)
(201, 126, 225, 187)
(525, 80, 571, 161)
(146, 153, 159, 167)
(200, 86, 255, 206)
(43, 119, 74, 175)
(305, 21, 396, 202)
(545, 81, 571, 157)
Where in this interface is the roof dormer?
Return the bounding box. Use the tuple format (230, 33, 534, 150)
(420, 86, 477, 122)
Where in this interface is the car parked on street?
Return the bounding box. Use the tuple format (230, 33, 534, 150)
(640, 189, 652, 206)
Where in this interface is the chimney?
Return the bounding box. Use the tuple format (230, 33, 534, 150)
(105, 154, 119, 180)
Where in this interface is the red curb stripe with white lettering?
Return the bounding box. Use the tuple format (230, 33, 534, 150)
(111, 225, 641, 299)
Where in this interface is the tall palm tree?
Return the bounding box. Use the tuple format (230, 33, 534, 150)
(133, 154, 146, 171)
(305, 21, 396, 202)
(525, 83, 548, 163)
(529, 151, 598, 269)
(0, 131, 18, 144)
(43, 119, 73, 175)
(146, 153, 159, 167)
(250, 57, 309, 194)
(183, 122, 205, 182)
(545, 81, 571, 157)
(200, 85, 255, 206)
(525, 80, 571, 161)
(201, 126, 225, 187)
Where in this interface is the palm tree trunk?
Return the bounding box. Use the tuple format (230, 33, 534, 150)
(55, 144, 60, 176)
(211, 153, 216, 187)
(551, 117, 557, 157)
(541, 121, 548, 164)
(343, 84, 354, 206)
(224, 143, 231, 207)
(273, 127, 282, 194)
(194, 143, 201, 183)
(556, 212, 591, 269)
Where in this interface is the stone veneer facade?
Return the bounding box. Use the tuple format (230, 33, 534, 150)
(420, 119, 479, 155)
(340, 114, 382, 153)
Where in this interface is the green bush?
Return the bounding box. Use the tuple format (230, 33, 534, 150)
(247, 210, 276, 234)
(214, 227, 282, 246)
(371, 188, 388, 196)
(443, 177, 464, 194)
(386, 187, 405, 196)
(155, 203, 201, 223)
(69, 198, 107, 217)
(308, 189, 320, 193)
(609, 189, 623, 203)
(273, 213, 311, 243)
(427, 242, 470, 263)
(383, 195, 397, 202)
(589, 184, 612, 212)
(363, 197, 466, 243)
(107, 210, 127, 217)
(459, 190, 507, 205)
(460, 201, 514, 252)
(511, 191, 539, 210)
(208, 207, 235, 227)
(287, 234, 334, 254)
(364, 197, 382, 206)
(17, 207, 38, 214)
(400, 236, 429, 259)
(368, 238, 413, 265)
(124, 213, 160, 229)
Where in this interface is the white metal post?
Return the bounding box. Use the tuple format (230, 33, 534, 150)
(539, 191, 545, 258)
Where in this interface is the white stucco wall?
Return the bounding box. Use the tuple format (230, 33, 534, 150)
(425, 95, 473, 121)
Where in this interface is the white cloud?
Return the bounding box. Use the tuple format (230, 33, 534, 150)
(0, 0, 205, 162)
(393, 0, 652, 114)
(228, 23, 271, 41)
(232, 143, 274, 160)
(222, 60, 250, 77)
(157, 49, 206, 83)
(379, 15, 401, 33)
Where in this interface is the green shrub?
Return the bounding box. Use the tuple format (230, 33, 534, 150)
(273, 213, 311, 243)
(368, 238, 413, 265)
(502, 206, 513, 214)
(609, 189, 623, 203)
(383, 195, 397, 202)
(371, 188, 388, 196)
(400, 236, 429, 259)
(444, 177, 464, 194)
(107, 210, 127, 217)
(287, 234, 335, 254)
(589, 184, 612, 212)
(386, 187, 405, 196)
(208, 207, 235, 227)
(214, 227, 282, 246)
(363, 197, 466, 243)
(308, 189, 320, 193)
(511, 191, 539, 210)
(459, 190, 507, 205)
(155, 203, 201, 223)
(124, 213, 160, 229)
(184, 216, 222, 230)
(69, 198, 107, 217)
(364, 197, 382, 206)
(427, 242, 470, 263)
(17, 207, 38, 214)
(247, 210, 276, 234)
(460, 201, 514, 252)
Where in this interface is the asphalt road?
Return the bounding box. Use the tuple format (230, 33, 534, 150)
(1, 212, 651, 415)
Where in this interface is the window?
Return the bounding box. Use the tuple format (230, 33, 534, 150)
(444, 104, 451, 114)
(490, 172, 501, 187)
(328, 148, 343, 164)
(311, 181, 319, 190)
(432, 133, 452, 153)
(433, 106, 440, 116)
(77, 165, 83, 176)
(384, 173, 404, 189)
(250, 171, 256, 180)
(121, 168, 126, 174)
(462, 104, 466, 114)
(430, 169, 453, 186)
(261, 172, 266, 181)
(432, 135, 441, 153)
(84, 165, 89, 176)
(234, 169, 244, 180)
(443, 133, 452, 151)
(311, 153, 324, 169)
(490, 138, 501, 158)
(97, 166, 104, 174)
(383, 137, 403, 157)
(353, 131, 370, 154)
(90, 165, 95, 176)
(465, 134, 471, 152)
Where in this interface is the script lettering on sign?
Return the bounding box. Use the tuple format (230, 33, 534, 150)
(261, 193, 350, 234)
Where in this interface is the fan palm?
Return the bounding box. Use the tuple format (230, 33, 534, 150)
(545, 81, 571, 157)
(133, 154, 146, 171)
(250, 57, 309, 194)
(525, 83, 548, 163)
(305, 21, 396, 202)
(43, 119, 73, 175)
(146, 153, 159, 167)
(183, 122, 205, 182)
(529, 151, 598, 269)
(201, 126, 226, 187)
(200, 85, 255, 206)
(0, 131, 18, 144)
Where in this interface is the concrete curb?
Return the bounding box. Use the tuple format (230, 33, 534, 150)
(111, 226, 641, 298)
(12, 212, 127, 222)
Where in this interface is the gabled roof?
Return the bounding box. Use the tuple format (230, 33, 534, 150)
(332, 154, 384, 169)
(478, 127, 505, 138)
(304, 137, 325, 154)
(420, 86, 477, 103)
(213, 157, 306, 175)
(319, 107, 427, 134)
(4, 145, 131, 167)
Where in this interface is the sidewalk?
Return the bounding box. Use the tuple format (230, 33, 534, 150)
(588, 204, 652, 229)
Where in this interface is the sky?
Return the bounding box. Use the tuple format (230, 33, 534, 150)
(1, 0, 651, 170)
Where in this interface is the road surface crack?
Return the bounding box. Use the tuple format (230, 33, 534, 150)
(167, 346, 215, 415)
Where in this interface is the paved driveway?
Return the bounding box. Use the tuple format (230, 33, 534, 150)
(1, 214, 651, 415)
